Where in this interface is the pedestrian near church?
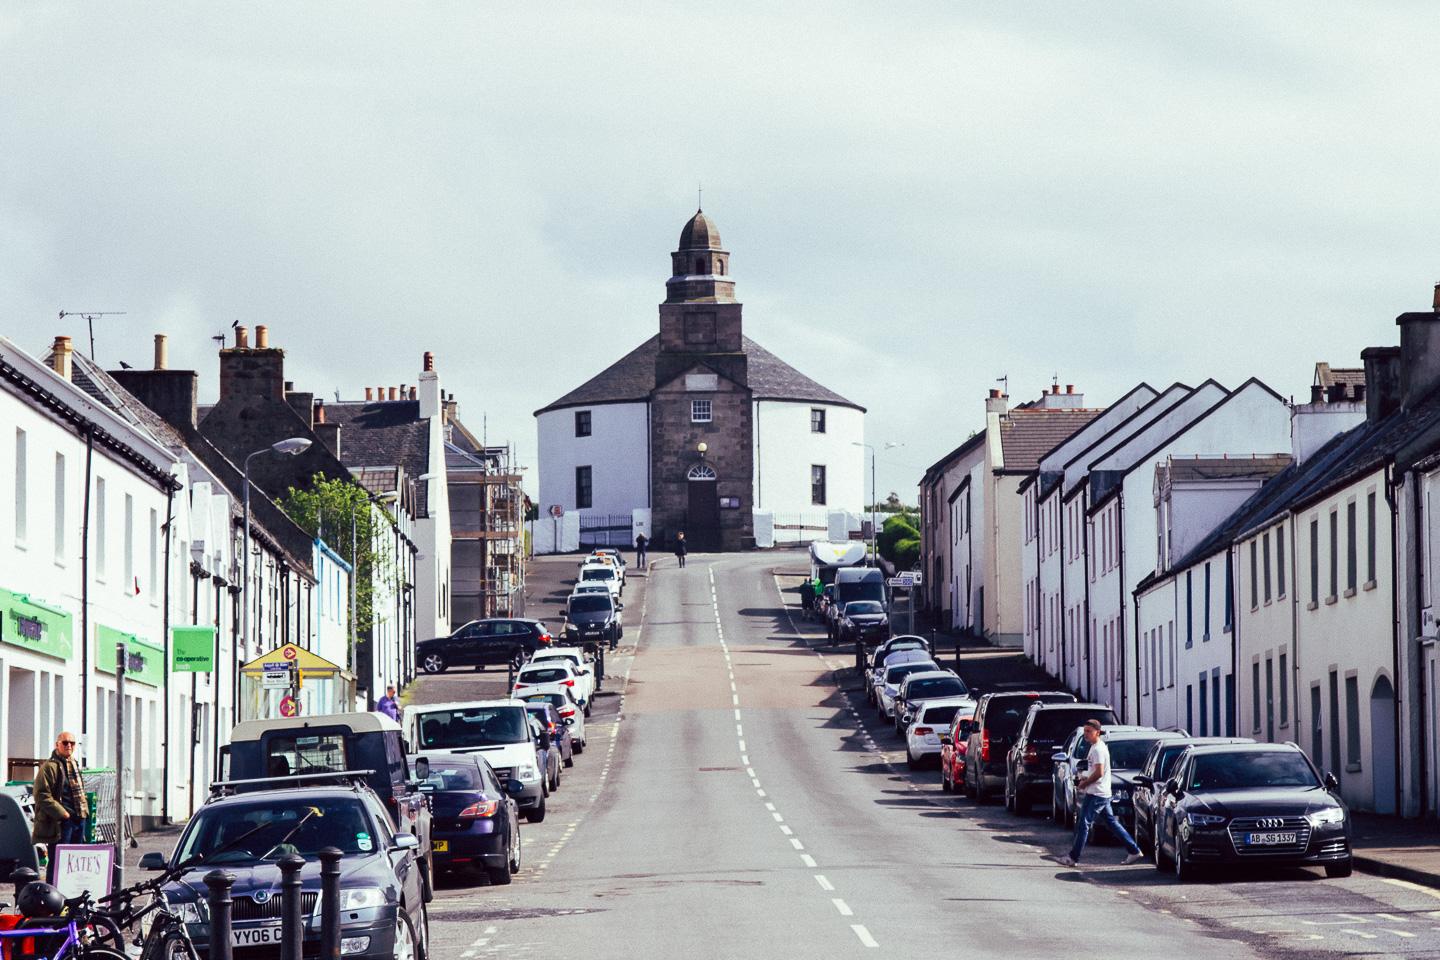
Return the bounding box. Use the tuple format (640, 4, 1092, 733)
(377, 685, 401, 722)
(33, 732, 89, 855)
(635, 533, 649, 570)
(675, 531, 688, 568)
(1059, 720, 1145, 867)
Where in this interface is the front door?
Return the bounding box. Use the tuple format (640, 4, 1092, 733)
(687, 479, 721, 551)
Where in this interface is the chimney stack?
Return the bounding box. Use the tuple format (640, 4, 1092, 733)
(255, 325, 269, 349)
(50, 336, 74, 381)
(1362, 346, 1403, 422)
(1066, 384, 1074, 394)
(365, 387, 373, 401)
(312, 399, 342, 458)
(313, 399, 326, 424)
(985, 389, 1009, 416)
(235, 326, 249, 348)
(153, 334, 168, 370)
(1310, 384, 1325, 404)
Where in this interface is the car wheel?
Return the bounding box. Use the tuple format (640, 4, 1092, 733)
(419, 858, 434, 903)
(1003, 776, 1015, 812)
(526, 797, 547, 823)
(574, 738, 585, 755)
(393, 909, 421, 960)
(1324, 859, 1353, 879)
(487, 829, 516, 886)
(583, 699, 593, 718)
(1051, 790, 1060, 822)
(564, 751, 575, 768)
(974, 774, 989, 804)
(510, 818, 523, 874)
(421, 652, 446, 674)
(417, 899, 431, 960)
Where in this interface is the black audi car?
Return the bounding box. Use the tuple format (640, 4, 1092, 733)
(837, 600, 891, 646)
(1152, 742, 1352, 881)
(144, 783, 429, 959)
(562, 592, 623, 649)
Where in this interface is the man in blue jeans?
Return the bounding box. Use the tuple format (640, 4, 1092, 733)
(1059, 719, 1145, 868)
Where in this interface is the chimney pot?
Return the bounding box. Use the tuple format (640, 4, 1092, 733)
(1310, 384, 1325, 404)
(51, 336, 74, 381)
(1066, 384, 1074, 394)
(314, 399, 326, 424)
(1432, 282, 1439, 311)
(409, 386, 417, 400)
(153, 334, 168, 370)
(389, 387, 398, 401)
(1328, 383, 1347, 403)
(255, 325, 269, 349)
(1353, 384, 1366, 402)
(235, 326, 249, 348)
(284, 381, 295, 392)
(423, 351, 435, 372)
(988, 389, 1000, 398)
(364, 387, 373, 401)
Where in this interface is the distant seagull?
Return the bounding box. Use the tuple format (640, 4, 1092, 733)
(231, 319, 239, 329)
(118, 360, 133, 369)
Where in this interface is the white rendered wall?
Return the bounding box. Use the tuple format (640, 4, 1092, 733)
(537, 403, 651, 517)
(753, 401, 864, 515)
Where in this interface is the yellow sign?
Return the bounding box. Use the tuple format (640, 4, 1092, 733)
(239, 643, 343, 677)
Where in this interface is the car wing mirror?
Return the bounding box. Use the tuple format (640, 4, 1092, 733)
(392, 834, 420, 851)
(1165, 778, 1183, 798)
(1051, 752, 1068, 763)
(1323, 772, 1339, 792)
(1133, 774, 1152, 787)
(138, 852, 167, 871)
(413, 757, 430, 781)
(506, 779, 526, 796)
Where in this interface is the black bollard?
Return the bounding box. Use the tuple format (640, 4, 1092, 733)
(595, 645, 605, 683)
(278, 853, 306, 960)
(318, 846, 342, 960)
(204, 870, 235, 960)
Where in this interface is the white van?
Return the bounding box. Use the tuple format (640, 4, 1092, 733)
(403, 700, 551, 822)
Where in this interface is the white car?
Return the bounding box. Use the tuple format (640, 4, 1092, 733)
(578, 563, 623, 598)
(903, 696, 976, 769)
(877, 660, 939, 720)
(517, 686, 588, 754)
(569, 582, 611, 599)
(531, 647, 597, 704)
(588, 549, 627, 581)
(513, 660, 592, 716)
(870, 649, 934, 706)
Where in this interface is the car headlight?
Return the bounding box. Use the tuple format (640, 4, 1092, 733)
(1306, 807, 1346, 828)
(168, 899, 204, 924)
(339, 887, 386, 911)
(1186, 812, 1226, 827)
(518, 765, 539, 782)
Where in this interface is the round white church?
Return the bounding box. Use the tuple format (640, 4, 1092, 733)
(535, 210, 865, 551)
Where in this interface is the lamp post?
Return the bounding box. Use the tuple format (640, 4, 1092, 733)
(852, 441, 901, 566)
(242, 438, 312, 671)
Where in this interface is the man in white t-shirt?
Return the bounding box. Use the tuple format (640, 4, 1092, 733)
(1059, 719, 1145, 867)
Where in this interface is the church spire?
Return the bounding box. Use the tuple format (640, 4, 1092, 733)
(667, 209, 736, 304)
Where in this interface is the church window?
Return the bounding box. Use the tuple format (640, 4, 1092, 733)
(575, 466, 592, 509)
(718, 258, 725, 275)
(574, 410, 591, 437)
(810, 408, 826, 433)
(811, 465, 827, 506)
(691, 399, 712, 423)
(687, 463, 717, 481)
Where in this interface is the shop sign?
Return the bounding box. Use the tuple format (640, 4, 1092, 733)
(96, 625, 165, 687)
(0, 587, 73, 661)
(170, 625, 216, 672)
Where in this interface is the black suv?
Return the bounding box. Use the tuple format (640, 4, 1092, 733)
(419, 619, 553, 674)
(1153, 741, 1352, 880)
(837, 600, 890, 646)
(963, 691, 1076, 802)
(1005, 701, 1116, 814)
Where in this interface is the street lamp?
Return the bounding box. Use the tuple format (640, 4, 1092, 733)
(852, 441, 901, 565)
(242, 438, 312, 663)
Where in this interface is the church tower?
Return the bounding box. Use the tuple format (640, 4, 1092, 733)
(651, 209, 754, 551)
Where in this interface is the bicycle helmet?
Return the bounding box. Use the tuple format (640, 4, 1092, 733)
(16, 881, 63, 918)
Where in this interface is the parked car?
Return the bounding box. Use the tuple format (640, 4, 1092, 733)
(411, 752, 523, 885)
(817, 584, 837, 627)
(561, 592, 624, 652)
(519, 689, 587, 753)
(404, 700, 550, 823)
(940, 713, 977, 793)
(963, 691, 1077, 802)
(903, 697, 972, 769)
(894, 670, 972, 736)
(1131, 736, 1254, 855)
(532, 646, 599, 700)
(868, 649, 934, 705)
(524, 700, 574, 775)
(225, 712, 434, 901)
(418, 618, 553, 674)
(143, 781, 430, 960)
(513, 661, 590, 716)
(1153, 741, 1352, 880)
(1050, 726, 1188, 829)
(1005, 702, 1118, 814)
(876, 660, 940, 720)
(836, 600, 890, 647)
(589, 547, 627, 577)
(871, 635, 929, 665)
(578, 562, 623, 599)
(526, 712, 561, 795)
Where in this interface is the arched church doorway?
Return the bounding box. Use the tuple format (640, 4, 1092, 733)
(686, 462, 720, 551)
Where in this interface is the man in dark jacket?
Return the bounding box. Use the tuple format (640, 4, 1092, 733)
(33, 732, 88, 853)
(674, 531, 688, 568)
(635, 533, 648, 570)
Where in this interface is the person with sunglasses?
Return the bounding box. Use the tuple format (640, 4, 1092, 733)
(33, 731, 89, 860)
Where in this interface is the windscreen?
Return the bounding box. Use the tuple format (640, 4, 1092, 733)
(569, 595, 612, 613)
(836, 578, 884, 607)
(519, 667, 571, 684)
(581, 568, 614, 581)
(906, 677, 969, 700)
(178, 797, 375, 864)
(420, 763, 484, 791)
(984, 698, 1042, 738)
(523, 693, 567, 709)
(265, 733, 348, 778)
(1029, 709, 1117, 740)
(1157, 744, 1190, 778)
(417, 707, 529, 748)
(1108, 738, 1161, 769)
(845, 601, 884, 615)
(1190, 752, 1319, 791)
(921, 704, 964, 725)
(885, 662, 937, 684)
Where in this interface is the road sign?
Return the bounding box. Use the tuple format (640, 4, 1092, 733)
(262, 662, 291, 690)
(281, 645, 298, 661)
(549, 504, 564, 518)
(889, 574, 917, 588)
(279, 695, 301, 718)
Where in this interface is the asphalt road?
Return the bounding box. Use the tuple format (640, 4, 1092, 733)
(419, 551, 1440, 960)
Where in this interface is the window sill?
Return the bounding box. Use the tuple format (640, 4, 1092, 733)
(13, 541, 25, 552)
(1363, 579, 1377, 592)
(1346, 762, 1362, 773)
(1203, 632, 1211, 643)
(1306, 601, 1318, 611)
(1264, 598, 1273, 607)
(1325, 596, 1338, 606)
(1344, 587, 1357, 599)
(1279, 721, 1289, 729)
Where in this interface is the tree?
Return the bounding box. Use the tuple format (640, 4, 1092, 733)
(280, 475, 392, 638)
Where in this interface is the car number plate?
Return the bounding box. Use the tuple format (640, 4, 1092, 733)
(233, 924, 283, 946)
(433, 839, 449, 852)
(1246, 831, 1296, 845)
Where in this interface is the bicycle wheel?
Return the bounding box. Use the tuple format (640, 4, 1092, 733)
(79, 948, 130, 960)
(139, 928, 201, 960)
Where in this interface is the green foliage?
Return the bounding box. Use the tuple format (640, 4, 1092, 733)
(280, 475, 392, 636)
(893, 536, 920, 570)
(877, 511, 920, 563)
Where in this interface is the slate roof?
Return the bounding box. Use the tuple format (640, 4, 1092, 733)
(324, 400, 431, 514)
(533, 334, 864, 415)
(1315, 363, 1365, 391)
(921, 431, 985, 484)
(1162, 456, 1293, 484)
(997, 408, 1104, 474)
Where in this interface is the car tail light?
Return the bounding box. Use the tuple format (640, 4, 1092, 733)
(559, 707, 575, 717)
(458, 800, 500, 818)
(1024, 744, 1039, 765)
(563, 679, 574, 686)
(914, 727, 932, 736)
(958, 744, 968, 756)
(981, 730, 990, 762)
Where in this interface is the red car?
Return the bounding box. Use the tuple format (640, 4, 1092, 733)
(940, 713, 976, 793)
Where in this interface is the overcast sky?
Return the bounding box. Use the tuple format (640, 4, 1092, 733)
(4, 3, 1439, 502)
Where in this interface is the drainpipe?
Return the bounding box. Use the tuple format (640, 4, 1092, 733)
(1082, 495, 1094, 700)
(79, 426, 95, 738)
(1033, 491, 1044, 675)
(1119, 489, 1132, 724)
(1385, 463, 1405, 815)
(1412, 471, 1430, 816)
(1058, 495, 1067, 693)
(1231, 542, 1240, 740)
(159, 480, 176, 824)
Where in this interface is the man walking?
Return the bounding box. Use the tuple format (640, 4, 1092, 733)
(635, 532, 649, 570)
(674, 531, 688, 568)
(377, 685, 401, 722)
(1059, 719, 1145, 867)
(33, 731, 88, 858)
